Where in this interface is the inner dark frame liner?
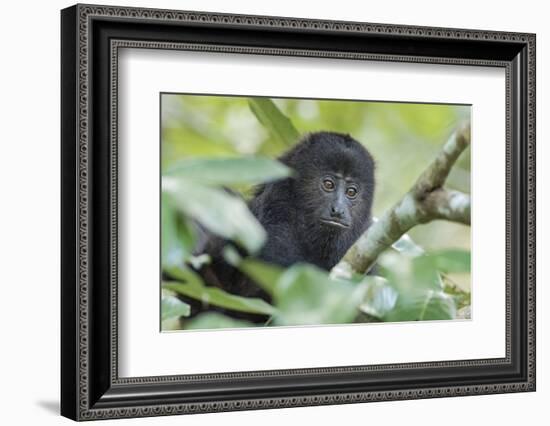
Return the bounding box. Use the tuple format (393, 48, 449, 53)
(61, 4, 535, 421)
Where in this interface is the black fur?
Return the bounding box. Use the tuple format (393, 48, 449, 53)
(250, 131, 375, 270)
(190, 131, 375, 320)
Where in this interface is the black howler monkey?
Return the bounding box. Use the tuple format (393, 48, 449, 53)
(191, 131, 375, 320)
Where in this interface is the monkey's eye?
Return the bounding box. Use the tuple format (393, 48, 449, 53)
(322, 178, 335, 191)
(346, 187, 358, 199)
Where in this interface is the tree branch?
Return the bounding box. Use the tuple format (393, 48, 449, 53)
(331, 122, 471, 279)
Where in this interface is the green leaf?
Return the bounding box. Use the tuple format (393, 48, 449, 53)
(161, 194, 196, 268)
(161, 294, 191, 321)
(392, 233, 425, 257)
(428, 249, 471, 273)
(225, 250, 284, 296)
(164, 264, 205, 285)
(359, 276, 399, 319)
(378, 251, 451, 291)
(240, 258, 284, 296)
(272, 264, 367, 326)
(383, 289, 456, 322)
(377, 251, 415, 289)
(186, 312, 255, 330)
(164, 281, 277, 316)
(165, 156, 293, 186)
(249, 98, 300, 147)
(411, 255, 444, 290)
(376, 250, 462, 322)
(163, 178, 266, 253)
(406, 250, 470, 291)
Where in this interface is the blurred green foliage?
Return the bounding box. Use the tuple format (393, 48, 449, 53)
(160, 94, 471, 331)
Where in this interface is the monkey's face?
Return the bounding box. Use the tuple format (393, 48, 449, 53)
(317, 174, 358, 230)
(281, 131, 375, 237)
(293, 168, 371, 235)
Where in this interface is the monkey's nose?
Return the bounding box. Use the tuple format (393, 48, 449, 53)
(330, 205, 345, 219)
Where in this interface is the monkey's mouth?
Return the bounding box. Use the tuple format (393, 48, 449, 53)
(320, 218, 351, 229)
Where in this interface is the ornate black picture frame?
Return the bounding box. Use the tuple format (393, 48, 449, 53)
(61, 3, 536, 421)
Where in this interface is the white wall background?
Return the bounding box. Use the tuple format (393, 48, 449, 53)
(0, 0, 546, 424)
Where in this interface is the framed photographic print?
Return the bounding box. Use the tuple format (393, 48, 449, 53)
(61, 3, 536, 421)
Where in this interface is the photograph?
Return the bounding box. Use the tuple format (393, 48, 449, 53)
(160, 94, 472, 331)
